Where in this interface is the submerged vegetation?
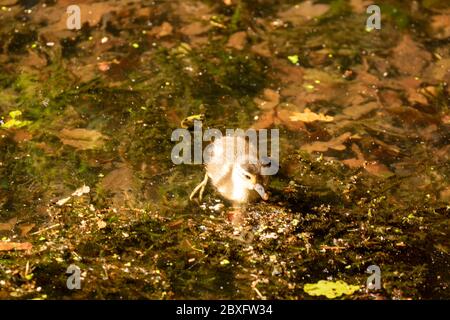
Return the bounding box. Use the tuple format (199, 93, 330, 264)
(0, 0, 449, 299)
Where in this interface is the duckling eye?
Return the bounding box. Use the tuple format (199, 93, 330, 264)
(244, 174, 251, 180)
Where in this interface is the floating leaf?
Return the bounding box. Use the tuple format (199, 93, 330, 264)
(304, 280, 360, 299)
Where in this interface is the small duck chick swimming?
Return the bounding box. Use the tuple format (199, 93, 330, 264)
(190, 135, 269, 204)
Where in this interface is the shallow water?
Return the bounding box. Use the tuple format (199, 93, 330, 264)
(0, 0, 449, 299)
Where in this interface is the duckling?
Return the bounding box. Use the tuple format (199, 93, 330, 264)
(190, 135, 269, 205)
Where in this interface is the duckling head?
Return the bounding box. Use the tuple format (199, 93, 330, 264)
(231, 163, 269, 203)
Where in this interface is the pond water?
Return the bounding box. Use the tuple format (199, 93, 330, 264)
(0, 0, 449, 299)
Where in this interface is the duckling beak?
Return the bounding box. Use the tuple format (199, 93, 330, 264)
(254, 183, 269, 201)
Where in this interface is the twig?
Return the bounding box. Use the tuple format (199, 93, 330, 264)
(30, 223, 60, 235)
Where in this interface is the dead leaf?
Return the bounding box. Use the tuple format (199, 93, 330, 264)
(168, 219, 184, 229)
(37, 2, 119, 40)
(72, 185, 90, 197)
(350, 0, 372, 14)
(431, 14, 450, 39)
(99, 166, 134, 193)
(226, 31, 247, 50)
(440, 187, 450, 202)
(342, 144, 393, 177)
(342, 158, 365, 168)
(425, 58, 450, 83)
(98, 165, 136, 207)
(391, 35, 432, 76)
(254, 88, 279, 111)
(252, 100, 307, 131)
(278, 1, 330, 25)
(276, 107, 308, 131)
(98, 61, 111, 72)
(18, 224, 35, 237)
(12, 129, 32, 143)
(150, 22, 173, 38)
(396, 77, 428, 106)
(180, 21, 211, 36)
(301, 132, 353, 153)
(173, 1, 214, 23)
(59, 128, 108, 150)
(364, 162, 393, 177)
(0, 217, 18, 231)
(289, 108, 334, 122)
(386, 106, 439, 126)
(0, 241, 32, 251)
(97, 220, 107, 229)
(340, 102, 379, 120)
(56, 196, 71, 206)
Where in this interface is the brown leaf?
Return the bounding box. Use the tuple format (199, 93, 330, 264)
(37, 2, 119, 38)
(168, 219, 184, 229)
(340, 102, 379, 120)
(350, 0, 372, 14)
(386, 106, 439, 126)
(277, 108, 307, 131)
(99, 165, 134, 193)
(150, 22, 173, 38)
(226, 31, 247, 50)
(425, 58, 450, 83)
(289, 108, 334, 122)
(364, 162, 393, 178)
(180, 21, 211, 36)
(342, 158, 365, 168)
(278, 1, 330, 25)
(252, 110, 277, 130)
(254, 88, 279, 111)
(59, 128, 108, 150)
(0, 241, 32, 251)
(397, 77, 428, 106)
(342, 144, 393, 177)
(18, 224, 35, 237)
(391, 35, 432, 76)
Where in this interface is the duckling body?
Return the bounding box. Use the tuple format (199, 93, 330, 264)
(190, 135, 269, 204)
